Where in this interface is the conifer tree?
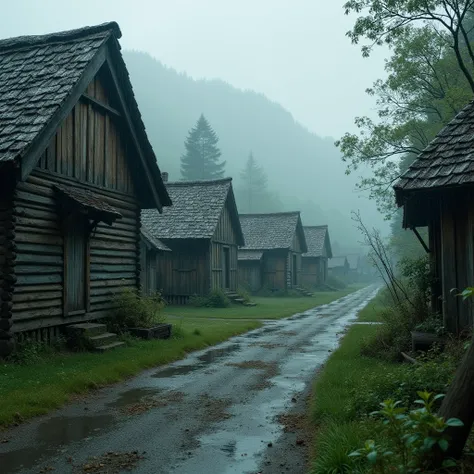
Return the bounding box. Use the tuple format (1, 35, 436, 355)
(180, 114, 226, 180)
(239, 152, 268, 212)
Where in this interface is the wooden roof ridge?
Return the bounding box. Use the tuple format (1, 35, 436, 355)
(167, 177, 233, 187)
(0, 22, 121, 53)
(239, 211, 301, 217)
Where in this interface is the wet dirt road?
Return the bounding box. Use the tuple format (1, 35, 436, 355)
(1, 285, 378, 474)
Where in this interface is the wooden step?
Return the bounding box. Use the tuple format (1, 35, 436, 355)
(89, 332, 118, 347)
(95, 341, 126, 353)
(244, 302, 257, 307)
(66, 322, 107, 337)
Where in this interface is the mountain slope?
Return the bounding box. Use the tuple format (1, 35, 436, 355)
(123, 50, 377, 247)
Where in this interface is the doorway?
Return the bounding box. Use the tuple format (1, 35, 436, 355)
(223, 247, 231, 289)
(292, 254, 298, 286)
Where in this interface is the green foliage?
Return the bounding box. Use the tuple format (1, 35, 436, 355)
(189, 289, 230, 308)
(326, 275, 347, 290)
(108, 288, 166, 333)
(350, 393, 463, 473)
(337, 15, 473, 215)
(180, 114, 226, 180)
(7, 336, 66, 365)
(237, 152, 271, 213)
(236, 287, 251, 304)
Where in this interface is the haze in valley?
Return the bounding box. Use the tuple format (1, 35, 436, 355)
(0, 0, 390, 251)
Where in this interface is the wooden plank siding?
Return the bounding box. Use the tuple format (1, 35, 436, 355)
(301, 257, 328, 288)
(10, 170, 140, 332)
(262, 250, 288, 290)
(238, 261, 262, 292)
(211, 204, 240, 292)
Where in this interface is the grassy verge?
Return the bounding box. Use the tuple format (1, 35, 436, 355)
(356, 289, 386, 322)
(165, 287, 360, 320)
(0, 318, 260, 429)
(310, 323, 402, 473)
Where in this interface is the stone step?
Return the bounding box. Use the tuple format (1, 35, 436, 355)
(233, 298, 245, 303)
(95, 341, 126, 353)
(66, 322, 107, 338)
(89, 332, 118, 348)
(244, 302, 257, 307)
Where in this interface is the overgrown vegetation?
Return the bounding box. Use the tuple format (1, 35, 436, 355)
(107, 288, 166, 334)
(189, 289, 231, 308)
(325, 275, 347, 290)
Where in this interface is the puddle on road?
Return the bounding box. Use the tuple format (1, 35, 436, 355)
(198, 344, 241, 364)
(107, 387, 162, 408)
(1, 414, 115, 473)
(152, 364, 199, 378)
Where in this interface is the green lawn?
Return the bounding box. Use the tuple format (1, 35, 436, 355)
(165, 288, 359, 320)
(356, 289, 387, 322)
(310, 323, 401, 474)
(0, 318, 260, 429)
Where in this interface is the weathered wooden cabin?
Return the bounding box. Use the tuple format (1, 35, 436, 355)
(328, 256, 349, 278)
(142, 177, 244, 303)
(238, 212, 307, 292)
(394, 99, 474, 334)
(301, 225, 333, 288)
(0, 23, 171, 355)
(140, 228, 170, 296)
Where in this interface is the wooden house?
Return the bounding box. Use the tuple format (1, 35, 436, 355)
(140, 228, 170, 296)
(328, 256, 349, 278)
(142, 177, 244, 303)
(301, 226, 332, 288)
(238, 212, 307, 292)
(0, 23, 171, 355)
(394, 99, 474, 334)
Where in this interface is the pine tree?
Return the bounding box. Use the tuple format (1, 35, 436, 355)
(239, 152, 268, 213)
(180, 114, 226, 180)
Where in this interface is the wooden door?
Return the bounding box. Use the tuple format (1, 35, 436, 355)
(64, 217, 87, 315)
(292, 254, 297, 286)
(223, 247, 230, 289)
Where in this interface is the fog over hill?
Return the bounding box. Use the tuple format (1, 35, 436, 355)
(124, 50, 385, 251)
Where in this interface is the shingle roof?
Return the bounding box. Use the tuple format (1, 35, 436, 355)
(142, 178, 244, 243)
(394, 99, 474, 203)
(141, 227, 171, 252)
(302, 225, 332, 258)
(0, 22, 170, 208)
(238, 250, 263, 261)
(239, 212, 307, 252)
(53, 183, 122, 223)
(328, 256, 348, 269)
(346, 254, 360, 270)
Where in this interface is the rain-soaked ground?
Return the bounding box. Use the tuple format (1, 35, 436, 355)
(0, 285, 379, 474)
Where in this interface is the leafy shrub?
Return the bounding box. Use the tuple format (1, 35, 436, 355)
(108, 288, 166, 334)
(8, 335, 66, 365)
(237, 287, 251, 303)
(350, 392, 463, 473)
(189, 289, 230, 308)
(326, 275, 347, 290)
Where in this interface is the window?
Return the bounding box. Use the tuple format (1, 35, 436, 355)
(64, 217, 88, 315)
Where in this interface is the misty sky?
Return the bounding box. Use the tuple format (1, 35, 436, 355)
(0, 0, 387, 140)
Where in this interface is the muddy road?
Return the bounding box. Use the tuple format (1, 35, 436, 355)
(1, 285, 378, 474)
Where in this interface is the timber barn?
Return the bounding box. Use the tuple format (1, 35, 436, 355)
(0, 22, 171, 355)
(301, 225, 332, 288)
(328, 256, 349, 278)
(141, 177, 244, 303)
(394, 98, 474, 334)
(238, 212, 307, 292)
(140, 228, 170, 296)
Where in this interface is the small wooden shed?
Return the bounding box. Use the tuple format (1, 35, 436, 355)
(328, 256, 349, 278)
(238, 212, 307, 292)
(394, 98, 474, 334)
(142, 177, 244, 303)
(0, 23, 171, 355)
(301, 225, 332, 288)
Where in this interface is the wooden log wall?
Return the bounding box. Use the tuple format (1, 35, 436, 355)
(156, 242, 210, 302)
(10, 164, 140, 333)
(238, 261, 262, 292)
(301, 257, 318, 288)
(0, 192, 15, 355)
(262, 250, 287, 290)
(211, 204, 239, 291)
